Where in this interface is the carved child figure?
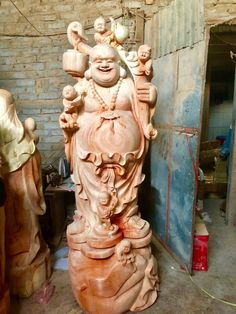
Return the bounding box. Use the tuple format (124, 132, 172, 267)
(59, 85, 85, 163)
(135, 45, 157, 140)
(94, 16, 117, 48)
(61, 85, 82, 127)
(137, 44, 153, 80)
(115, 239, 135, 266)
(96, 190, 118, 232)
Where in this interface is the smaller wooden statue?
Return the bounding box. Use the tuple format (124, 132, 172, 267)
(0, 89, 51, 298)
(126, 44, 157, 140)
(0, 166, 10, 313)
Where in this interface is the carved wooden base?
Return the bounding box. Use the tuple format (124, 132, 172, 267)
(0, 287, 10, 314)
(68, 226, 159, 314)
(9, 247, 51, 298)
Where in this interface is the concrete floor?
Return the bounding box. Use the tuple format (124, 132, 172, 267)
(11, 198, 236, 314)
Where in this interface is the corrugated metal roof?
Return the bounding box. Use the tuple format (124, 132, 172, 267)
(145, 0, 205, 58)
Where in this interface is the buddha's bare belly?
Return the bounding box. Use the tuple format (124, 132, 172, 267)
(76, 110, 142, 160)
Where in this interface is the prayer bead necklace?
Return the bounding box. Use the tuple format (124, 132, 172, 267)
(89, 78, 123, 111)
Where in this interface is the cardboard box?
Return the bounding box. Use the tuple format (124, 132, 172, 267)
(192, 221, 209, 271)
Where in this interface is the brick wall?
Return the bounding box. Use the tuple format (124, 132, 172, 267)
(1, 1, 235, 167)
(205, 0, 236, 25)
(0, 0, 165, 166)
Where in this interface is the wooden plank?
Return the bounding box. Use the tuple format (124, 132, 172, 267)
(135, 10, 144, 45)
(226, 67, 236, 226)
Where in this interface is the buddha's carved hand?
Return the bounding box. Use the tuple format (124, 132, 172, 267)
(59, 113, 79, 132)
(137, 83, 157, 107)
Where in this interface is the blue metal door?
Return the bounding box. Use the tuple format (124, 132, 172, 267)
(148, 42, 207, 270)
(143, 0, 207, 270)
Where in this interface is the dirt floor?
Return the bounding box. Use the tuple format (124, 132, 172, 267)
(11, 198, 236, 314)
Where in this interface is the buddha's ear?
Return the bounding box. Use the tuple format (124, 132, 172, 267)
(85, 69, 92, 80)
(120, 67, 126, 78)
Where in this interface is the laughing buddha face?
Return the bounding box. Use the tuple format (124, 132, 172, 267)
(90, 45, 120, 87)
